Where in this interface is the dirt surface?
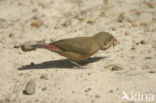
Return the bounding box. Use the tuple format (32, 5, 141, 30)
(0, 0, 156, 103)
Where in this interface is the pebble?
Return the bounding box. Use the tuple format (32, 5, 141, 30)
(95, 94, 100, 98)
(132, 22, 141, 27)
(21, 41, 36, 51)
(62, 20, 72, 27)
(117, 12, 126, 22)
(111, 27, 117, 31)
(104, 64, 123, 71)
(140, 40, 146, 45)
(125, 31, 130, 36)
(40, 73, 48, 80)
(131, 45, 136, 50)
(32, 8, 38, 12)
(42, 87, 47, 91)
(24, 80, 36, 95)
(87, 19, 96, 24)
(84, 88, 91, 92)
(145, 56, 152, 60)
(146, 1, 155, 8)
(75, 14, 85, 21)
(149, 71, 156, 73)
(109, 90, 113, 93)
(140, 22, 150, 27)
(134, 10, 142, 16)
(14, 44, 22, 48)
(111, 65, 123, 71)
(31, 19, 43, 28)
(99, 11, 106, 17)
(9, 32, 15, 37)
(30, 62, 35, 66)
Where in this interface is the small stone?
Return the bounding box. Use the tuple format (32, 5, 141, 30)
(146, 1, 155, 8)
(140, 40, 146, 45)
(95, 95, 100, 98)
(131, 45, 136, 50)
(136, 42, 139, 45)
(14, 44, 22, 48)
(21, 41, 36, 51)
(99, 11, 106, 17)
(32, 8, 38, 12)
(24, 80, 36, 95)
(38, 3, 46, 8)
(40, 73, 48, 80)
(32, 16, 38, 20)
(75, 14, 85, 21)
(18, 3, 23, 6)
(31, 20, 43, 28)
(109, 90, 113, 93)
(111, 27, 117, 31)
(42, 87, 47, 91)
(145, 57, 152, 60)
(125, 31, 130, 36)
(132, 22, 140, 27)
(140, 22, 150, 27)
(111, 65, 123, 71)
(9, 33, 15, 37)
(87, 19, 96, 24)
(117, 12, 126, 22)
(134, 10, 142, 16)
(149, 71, 156, 73)
(88, 88, 91, 91)
(87, 73, 91, 75)
(62, 20, 72, 27)
(103, 0, 108, 4)
(84, 88, 91, 92)
(30, 62, 35, 65)
(84, 89, 88, 92)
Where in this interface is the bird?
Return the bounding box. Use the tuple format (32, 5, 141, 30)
(31, 32, 118, 68)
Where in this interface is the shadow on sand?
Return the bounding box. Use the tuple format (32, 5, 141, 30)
(18, 57, 105, 70)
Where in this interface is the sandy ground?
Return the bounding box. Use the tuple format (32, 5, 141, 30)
(0, 0, 156, 103)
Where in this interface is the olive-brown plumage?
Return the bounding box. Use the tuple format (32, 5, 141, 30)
(32, 32, 117, 61)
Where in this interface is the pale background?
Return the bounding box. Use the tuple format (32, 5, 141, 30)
(0, 0, 156, 103)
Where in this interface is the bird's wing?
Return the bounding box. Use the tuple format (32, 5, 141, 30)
(52, 37, 93, 54)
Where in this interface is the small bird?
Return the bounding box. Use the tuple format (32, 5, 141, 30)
(31, 32, 118, 67)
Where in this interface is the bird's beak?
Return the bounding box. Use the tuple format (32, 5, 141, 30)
(112, 37, 118, 46)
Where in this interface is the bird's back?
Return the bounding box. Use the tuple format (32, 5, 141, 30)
(52, 37, 99, 55)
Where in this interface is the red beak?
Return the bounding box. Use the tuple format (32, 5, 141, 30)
(112, 37, 118, 46)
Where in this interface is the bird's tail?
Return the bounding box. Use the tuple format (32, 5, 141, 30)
(31, 43, 48, 48)
(31, 43, 62, 52)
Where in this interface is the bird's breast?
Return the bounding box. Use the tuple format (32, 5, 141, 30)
(58, 51, 96, 61)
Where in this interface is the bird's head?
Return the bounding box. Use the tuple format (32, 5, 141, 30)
(93, 32, 118, 50)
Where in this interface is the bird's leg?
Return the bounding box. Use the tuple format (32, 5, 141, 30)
(68, 60, 85, 68)
(68, 60, 81, 67)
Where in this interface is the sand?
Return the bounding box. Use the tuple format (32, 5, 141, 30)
(0, 0, 156, 103)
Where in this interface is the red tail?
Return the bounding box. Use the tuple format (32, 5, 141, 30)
(32, 43, 62, 52)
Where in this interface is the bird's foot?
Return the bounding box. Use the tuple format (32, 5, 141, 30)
(68, 60, 86, 69)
